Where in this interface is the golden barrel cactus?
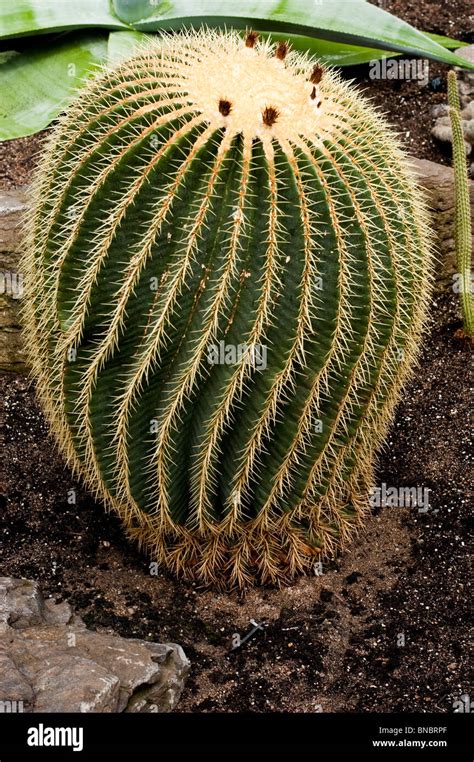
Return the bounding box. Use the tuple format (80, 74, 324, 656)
(23, 30, 433, 586)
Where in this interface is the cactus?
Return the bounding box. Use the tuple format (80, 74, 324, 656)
(22, 30, 433, 587)
(448, 70, 473, 339)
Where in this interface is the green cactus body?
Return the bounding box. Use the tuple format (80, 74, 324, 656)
(448, 71, 473, 338)
(23, 30, 433, 586)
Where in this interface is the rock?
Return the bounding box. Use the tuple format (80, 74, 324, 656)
(410, 158, 474, 290)
(458, 80, 473, 98)
(431, 104, 448, 119)
(0, 576, 76, 628)
(455, 46, 474, 107)
(431, 120, 471, 155)
(431, 113, 473, 155)
(0, 576, 45, 628)
(462, 101, 474, 121)
(33, 658, 121, 713)
(0, 577, 190, 713)
(455, 44, 474, 67)
(0, 652, 35, 705)
(431, 120, 452, 142)
(431, 46, 474, 152)
(463, 119, 474, 144)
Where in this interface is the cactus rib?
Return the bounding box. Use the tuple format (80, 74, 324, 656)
(23, 30, 434, 586)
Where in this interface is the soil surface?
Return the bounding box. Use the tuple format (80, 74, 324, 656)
(353, 0, 473, 165)
(1, 0, 472, 714)
(0, 0, 473, 190)
(1, 290, 471, 712)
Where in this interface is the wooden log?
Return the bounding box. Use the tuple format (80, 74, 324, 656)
(1, 158, 472, 372)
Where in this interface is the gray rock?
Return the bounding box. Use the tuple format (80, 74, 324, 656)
(431, 46, 474, 152)
(0, 578, 190, 713)
(431, 103, 449, 119)
(463, 119, 474, 144)
(34, 657, 121, 713)
(458, 79, 473, 97)
(431, 121, 452, 143)
(431, 118, 472, 156)
(455, 45, 474, 103)
(0, 576, 48, 628)
(462, 101, 474, 120)
(455, 44, 474, 66)
(0, 652, 35, 705)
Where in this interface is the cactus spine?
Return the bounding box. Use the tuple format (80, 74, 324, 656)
(448, 70, 473, 338)
(22, 30, 433, 587)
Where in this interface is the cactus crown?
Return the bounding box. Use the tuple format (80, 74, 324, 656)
(182, 30, 325, 140)
(22, 29, 433, 587)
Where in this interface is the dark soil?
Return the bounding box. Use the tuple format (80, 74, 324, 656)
(1, 289, 471, 712)
(355, 0, 474, 164)
(378, 0, 473, 38)
(0, 0, 472, 190)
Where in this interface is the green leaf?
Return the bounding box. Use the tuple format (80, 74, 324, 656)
(108, 0, 160, 24)
(0, 50, 20, 65)
(1, 1, 471, 69)
(107, 29, 149, 64)
(106, 27, 388, 67)
(104, 28, 470, 69)
(111, 0, 474, 69)
(0, 1, 470, 141)
(259, 31, 391, 66)
(0, 33, 107, 141)
(275, 31, 466, 67)
(0, 0, 128, 38)
(428, 32, 467, 50)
